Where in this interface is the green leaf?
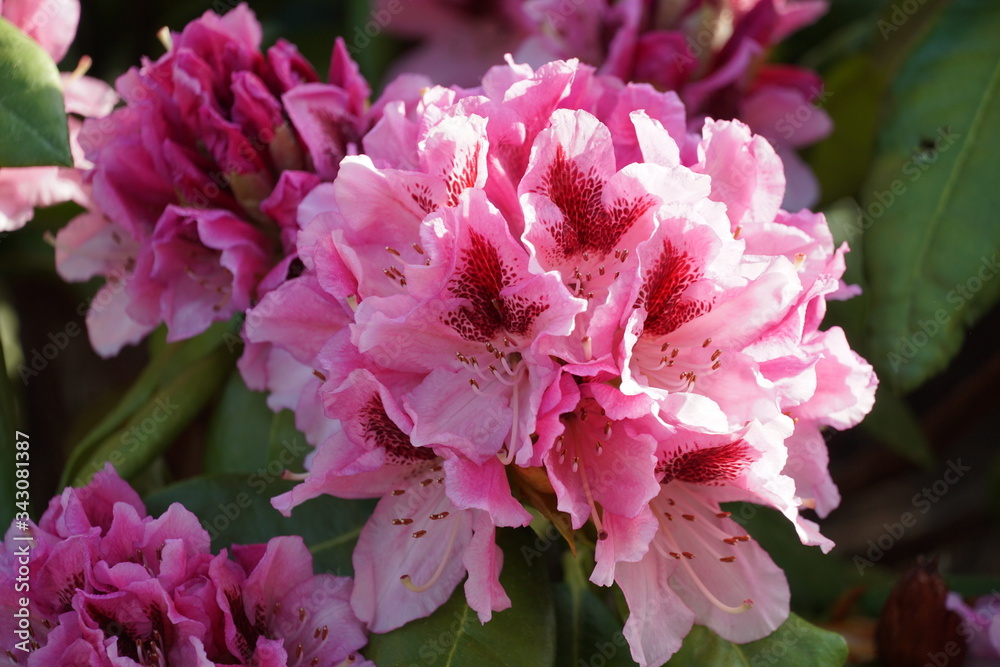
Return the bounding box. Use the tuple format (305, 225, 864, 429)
(0, 16, 72, 167)
(144, 475, 375, 576)
(266, 408, 309, 472)
(59, 321, 237, 487)
(365, 527, 557, 667)
(861, 0, 1000, 391)
(554, 548, 635, 667)
(667, 614, 848, 667)
(204, 370, 276, 474)
(806, 55, 886, 206)
(61, 341, 234, 488)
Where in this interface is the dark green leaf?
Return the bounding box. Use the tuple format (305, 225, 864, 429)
(807, 56, 885, 206)
(365, 527, 557, 667)
(266, 408, 309, 472)
(59, 321, 237, 487)
(61, 341, 233, 487)
(554, 548, 635, 667)
(667, 614, 848, 667)
(862, 0, 1000, 391)
(144, 475, 375, 576)
(0, 16, 72, 167)
(204, 370, 275, 474)
(869, 0, 951, 79)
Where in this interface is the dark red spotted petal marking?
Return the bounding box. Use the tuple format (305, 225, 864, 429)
(445, 229, 547, 343)
(637, 240, 711, 337)
(533, 145, 654, 259)
(657, 440, 755, 485)
(360, 395, 436, 464)
(443, 145, 481, 207)
(407, 182, 437, 215)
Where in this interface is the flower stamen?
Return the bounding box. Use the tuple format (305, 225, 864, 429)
(400, 513, 461, 593)
(654, 502, 752, 614)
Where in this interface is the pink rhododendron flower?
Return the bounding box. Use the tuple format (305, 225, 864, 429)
(0, 465, 370, 666)
(376, 0, 831, 209)
(251, 57, 873, 662)
(0, 0, 117, 233)
(53, 3, 373, 357)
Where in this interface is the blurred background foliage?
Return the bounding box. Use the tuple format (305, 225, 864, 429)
(2, 0, 999, 664)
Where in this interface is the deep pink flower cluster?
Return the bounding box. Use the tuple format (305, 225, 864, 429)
(0, 465, 370, 666)
(53, 4, 372, 357)
(0, 0, 117, 232)
(375, 0, 831, 209)
(243, 57, 875, 664)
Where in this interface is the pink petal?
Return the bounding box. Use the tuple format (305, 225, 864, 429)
(443, 456, 531, 528)
(2, 0, 80, 62)
(462, 513, 510, 624)
(616, 555, 694, 667)
(350, 473, 473, 632)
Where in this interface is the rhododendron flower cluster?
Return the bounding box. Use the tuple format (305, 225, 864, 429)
(0, 465, 370, 666)
(0, 0, 117, 232)
(53, 3, 373, 357)
(375, 0, 831, 209)
(244, 56, 875, 664)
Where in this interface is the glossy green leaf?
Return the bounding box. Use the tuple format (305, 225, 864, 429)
(554, 548, 635, 667)
(666, 614, 848, 666)
(0, 16, 71, 167)
(204, 370, 275, 474)
(365, 527, 557, 667)
(145, 475, 375, 576)
(862, 0, 1000, 391)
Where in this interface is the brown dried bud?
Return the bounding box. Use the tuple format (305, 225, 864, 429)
(876, 559, 967, 667)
